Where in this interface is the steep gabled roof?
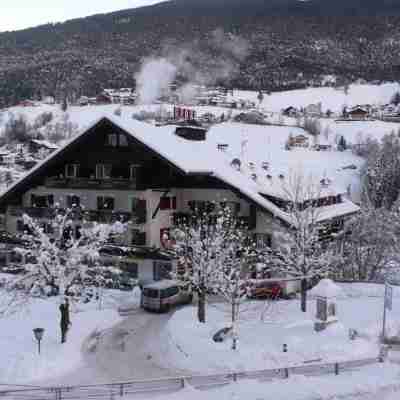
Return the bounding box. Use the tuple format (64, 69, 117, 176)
(0, 114, 359, 226)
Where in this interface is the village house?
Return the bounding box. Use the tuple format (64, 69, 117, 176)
(347, 106, 369, 120)
(288, 134, 309, 148)
(282, 106, 299, 117)
(0, 115, 359, 283)
(29, 139, 59, 155)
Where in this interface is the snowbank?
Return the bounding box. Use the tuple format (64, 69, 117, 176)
(309, 279, 347, 299)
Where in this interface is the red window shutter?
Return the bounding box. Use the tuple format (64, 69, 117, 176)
(172, 197, 177, 210)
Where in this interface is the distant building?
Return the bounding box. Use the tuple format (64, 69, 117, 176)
(348, 106, 369, 120)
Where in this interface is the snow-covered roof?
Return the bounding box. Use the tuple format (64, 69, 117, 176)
(30, 139, 59, 150)
(0, 114, 359, 226)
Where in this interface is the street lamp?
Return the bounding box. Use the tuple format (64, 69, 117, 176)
(33, 328, 45, 355)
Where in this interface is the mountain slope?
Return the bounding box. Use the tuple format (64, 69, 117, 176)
(1, 0, 400, 107)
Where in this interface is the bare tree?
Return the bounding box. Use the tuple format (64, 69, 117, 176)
(270, 173, 334, 312)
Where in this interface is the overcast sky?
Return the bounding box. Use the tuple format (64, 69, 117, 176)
(0, 0, 163, 32)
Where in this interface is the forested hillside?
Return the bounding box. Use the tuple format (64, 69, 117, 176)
(1, 0, 400, 107)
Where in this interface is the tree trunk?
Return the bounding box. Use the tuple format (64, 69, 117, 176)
(197, 290, 206, 323)
(301, 278, 307, 312)
(231, 299, 237, 350)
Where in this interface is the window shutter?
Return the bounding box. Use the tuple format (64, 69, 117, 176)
(97, 197, 103, 210)
(172, 197, 177, 210)
(47, 195, 54, 206)
(138, 231, 146, 246)
(31, 194, 36, 206)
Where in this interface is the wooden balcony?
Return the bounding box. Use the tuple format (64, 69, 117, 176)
(8, 206, 146, 224)
(45, 177, 137, 190)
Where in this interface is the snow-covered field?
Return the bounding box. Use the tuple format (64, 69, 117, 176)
(235, 82, 400, 113)
(160, 282, 400, 374)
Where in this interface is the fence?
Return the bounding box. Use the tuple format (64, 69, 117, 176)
(0, 356, 382, 400)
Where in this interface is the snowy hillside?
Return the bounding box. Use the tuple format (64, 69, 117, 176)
(236, 82, 400, 113)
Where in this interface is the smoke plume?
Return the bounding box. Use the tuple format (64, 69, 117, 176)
(134, 29, 249, 104)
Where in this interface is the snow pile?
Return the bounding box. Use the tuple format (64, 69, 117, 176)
(309, 279, 347, 299)
(0, 291, 122, 384)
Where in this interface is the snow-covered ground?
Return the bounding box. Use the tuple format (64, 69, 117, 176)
(0, 288, 133, 384)
(122, 365, 400, 400)
(159, 282, 400, 375)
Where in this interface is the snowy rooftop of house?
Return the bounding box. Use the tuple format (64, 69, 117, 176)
(0, 113, 360, 226)
(31, 139, 59, 150)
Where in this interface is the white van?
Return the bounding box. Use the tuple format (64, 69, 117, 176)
(141, 280, 192, 312)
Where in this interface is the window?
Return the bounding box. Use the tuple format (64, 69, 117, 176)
(131, 229, 146, 246)
(130, 165, 140, 182)
(106, 133, 118, 147)
(160, 197, 171, 210)
(96, 164, 112, 179)
(254, 233, 272, 249)
(97, 196, 115, 210)
(188, 200, 214, 213)
(41, 222, 54, 234)
(131, 198, 147, 224)
(220, 201, 240, 214)
(119, 261, 138, 278)
(67, 195, 80, 208)
(65, 164, 79, 178)
(31, 194, 54, 208)
(119, 134, 128, 147)
(153, 261, 172, 281)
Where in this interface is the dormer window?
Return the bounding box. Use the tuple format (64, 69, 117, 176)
(65, 164, 79, 178)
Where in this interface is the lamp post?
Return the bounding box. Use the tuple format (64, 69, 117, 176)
(33, 328, 45, 355)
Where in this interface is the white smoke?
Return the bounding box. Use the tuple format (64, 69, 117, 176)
(134, 29, 249, 104)
(135, 58, 177, 104)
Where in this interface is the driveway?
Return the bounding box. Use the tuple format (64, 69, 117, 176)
(47, 307, 188, 385)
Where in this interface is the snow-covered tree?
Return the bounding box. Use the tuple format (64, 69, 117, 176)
(3, 207, 126, 323)
(171, 204, 256, 324)
(269, 173, 335, 312)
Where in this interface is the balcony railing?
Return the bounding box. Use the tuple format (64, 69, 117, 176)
(45, 177, 137, 190)
(8, 207, 146, 224)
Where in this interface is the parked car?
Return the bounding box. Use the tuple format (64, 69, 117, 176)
(247, 280, 282, 299)
(141, 280, 192, 312)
